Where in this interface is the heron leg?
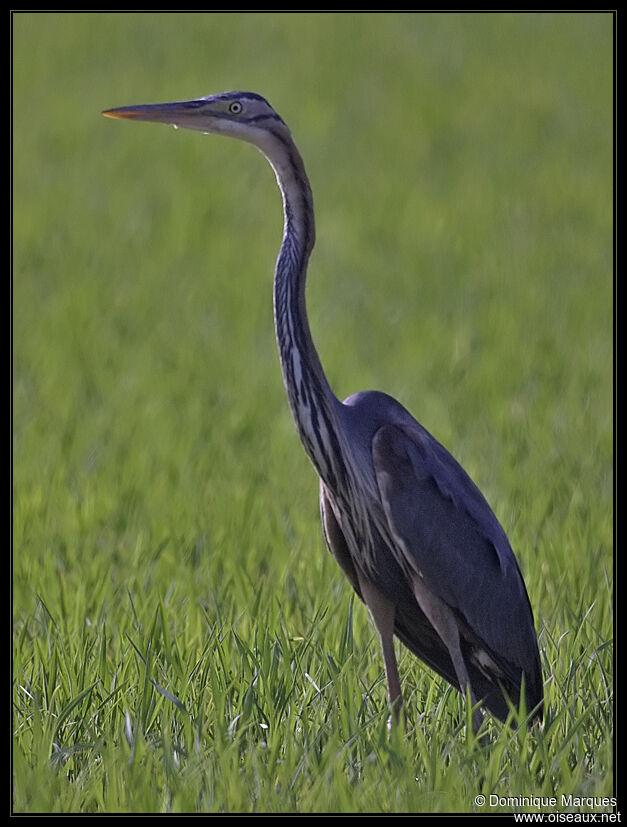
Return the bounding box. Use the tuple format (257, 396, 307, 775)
(357, 573, 403, 721)
(411, 575, 484, 736)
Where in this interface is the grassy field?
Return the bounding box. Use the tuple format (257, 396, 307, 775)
(12, 12, 613, 814)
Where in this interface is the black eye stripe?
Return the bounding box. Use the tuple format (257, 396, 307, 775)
(182, 95, 285, 127)
(243, 113, 285, 126)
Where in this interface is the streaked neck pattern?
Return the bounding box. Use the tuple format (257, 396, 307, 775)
(260, 127, 347, 496)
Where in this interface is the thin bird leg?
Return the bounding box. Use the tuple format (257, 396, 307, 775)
(357, 573, 403, 720)
(411, 575, 484, 736)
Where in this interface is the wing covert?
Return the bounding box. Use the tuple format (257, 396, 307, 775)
(371, 421, 539, 683)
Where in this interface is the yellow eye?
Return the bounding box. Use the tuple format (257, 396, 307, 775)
(229, 101, 243, 114)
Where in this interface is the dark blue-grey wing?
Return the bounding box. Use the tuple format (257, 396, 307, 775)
(372, 421, 542, 708)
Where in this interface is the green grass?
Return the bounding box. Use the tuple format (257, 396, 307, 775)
(13, 12, 613, 814)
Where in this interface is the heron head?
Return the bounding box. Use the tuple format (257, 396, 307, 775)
(102, 91, 288, 146)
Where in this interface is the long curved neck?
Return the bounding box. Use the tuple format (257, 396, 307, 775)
(258, 128, 346, 492)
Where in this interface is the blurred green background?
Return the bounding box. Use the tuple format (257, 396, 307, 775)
(13, 12, 613, 814)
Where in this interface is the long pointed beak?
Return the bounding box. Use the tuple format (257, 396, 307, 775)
(102, 105, 148, 120)
(102, 99, 210, 129)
